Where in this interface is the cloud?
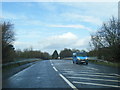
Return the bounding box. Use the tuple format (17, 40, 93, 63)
(38, 32, 90, 51)
(60, 13, 102, 25)
(14, 32, 91, 54)
(39, 32, 77, 49)
(49, 24, 94, 32)
(73, 36, 91, 47)
(49, 24, 85, 28)
(14, 41, 32, 49)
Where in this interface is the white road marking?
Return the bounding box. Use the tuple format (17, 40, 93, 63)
(68, 76, 120, 82)
(73, 81, 120, 88)
(53, 67, 58, 72)
(78, 72, 120, 76)
(63, 73, 120, 78)
(62, 69, 73, 71)
(65, 71, 120, 77)
(37, 77, 41, 79)
(85, 67, 98, 70)
(59, 74, 78, 90)
(50, 60, 54, 66)
(50, 60, 52, 64)
(90, 68, 98, 70)
(63, 71, 75, 73)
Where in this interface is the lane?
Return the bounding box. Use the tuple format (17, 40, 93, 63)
(51, 60, 120, 88)
(3, 60, 71, 88)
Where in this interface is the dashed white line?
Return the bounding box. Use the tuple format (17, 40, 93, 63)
(53, 67, 58, 72)
(73, 81, 120, 88)
(59, 74, 78, 90)
(50, 60, 54, 66)
(68, 76, 120, 82)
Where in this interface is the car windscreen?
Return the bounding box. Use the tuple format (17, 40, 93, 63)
(76, 53, 87, 57)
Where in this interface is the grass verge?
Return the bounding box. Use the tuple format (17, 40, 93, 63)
(89, 60, 120, 68)
(2, 59, 41, 72)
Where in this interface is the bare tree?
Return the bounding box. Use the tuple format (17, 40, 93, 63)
(2, 22, 15, 63)
(90, 17, 120, 61)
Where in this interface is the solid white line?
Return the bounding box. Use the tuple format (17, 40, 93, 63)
(68, 76, 120, 82)
(63, 73, 119, 78)
(53, 67, 58, 72)
(59, 74, 78, 90)
(73, 81, 120, 88)
(9, 65, 34, 80)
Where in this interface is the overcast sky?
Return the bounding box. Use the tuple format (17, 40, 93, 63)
(2, 2, 118, 54)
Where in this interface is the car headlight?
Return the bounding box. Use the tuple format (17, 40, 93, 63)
(86, 57, 88, 60)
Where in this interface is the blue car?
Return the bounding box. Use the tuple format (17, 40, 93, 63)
(73, 52, 88, 65)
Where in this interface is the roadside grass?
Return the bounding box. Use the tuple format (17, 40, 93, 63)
(89, 60, 120, 68)
(62, 57, 120, 68)
(2, 59, 41, 72)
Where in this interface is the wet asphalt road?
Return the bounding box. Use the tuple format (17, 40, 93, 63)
(3, 60, 120, 89)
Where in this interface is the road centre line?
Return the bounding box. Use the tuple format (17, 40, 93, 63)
(53, 67, 58, 72)
(68, 76, 120, 82)
(63, 73, 120, 78)
(50, 60, 54, 66)
(73, 81, 120, 88)
(59, 74, 78, 90)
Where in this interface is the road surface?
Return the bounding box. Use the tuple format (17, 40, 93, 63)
(3, 60, 120, 89)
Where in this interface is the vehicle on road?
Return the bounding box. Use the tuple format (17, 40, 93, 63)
(73, 52, 88, 65)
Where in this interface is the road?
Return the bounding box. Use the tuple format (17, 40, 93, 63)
(3, 60, 120, 89)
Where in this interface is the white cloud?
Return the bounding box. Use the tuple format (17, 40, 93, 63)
(60, 13, 102, 25)
(49, 24, 85, 28)
(73, 36, 91, 47)
(38, 32, 90, 52)
(14, 41, 32, 49)
(14, 32, 91, 54)
(49, 24, 94, 32)
(39, 32, 77, 49)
